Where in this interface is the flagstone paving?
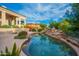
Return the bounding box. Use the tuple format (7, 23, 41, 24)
(0, 31, 27, 56)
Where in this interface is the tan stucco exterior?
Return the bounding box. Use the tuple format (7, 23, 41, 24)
(26, 23, 42, 31)
(0, 6, 26, 27)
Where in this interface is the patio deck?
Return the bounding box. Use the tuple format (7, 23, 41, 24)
(0, 31, 27, 56)
(45, 29, 79, 56)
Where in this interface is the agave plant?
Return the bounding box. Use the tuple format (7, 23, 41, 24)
(0, 43, 21, 56)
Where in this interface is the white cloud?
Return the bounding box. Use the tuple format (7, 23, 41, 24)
(18, 3, 71, 23)
(1, 5, 7, 8)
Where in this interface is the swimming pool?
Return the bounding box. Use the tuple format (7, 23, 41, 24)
(22, 34, 77, 56)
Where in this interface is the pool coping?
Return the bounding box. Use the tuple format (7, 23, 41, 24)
(44, 32, 79, 56)
(21, 33, 79, 56)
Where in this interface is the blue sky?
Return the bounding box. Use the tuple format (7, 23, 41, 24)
(0, 3, 71, 24)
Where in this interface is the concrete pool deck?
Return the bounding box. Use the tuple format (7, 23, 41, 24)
(0, 31, 27, 56)
(45, 30, 79, 56)
(0, 28, 79, 56)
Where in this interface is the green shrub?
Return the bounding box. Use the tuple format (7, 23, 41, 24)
(31, 29, 36, 32)
(0, 43, 21, 56)
(11, 25, 19, 28)
(0, 25, 10, 28)
(15, 31, 27, 39)
(38, 29, 43, 32)
(0, 25, 19, 28)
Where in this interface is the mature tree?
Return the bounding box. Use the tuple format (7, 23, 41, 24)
(65, 4, 79, 30)
(49, 21, 59, 29)
(63, 3, 79, 38)
(58, 19, 72, 32)
(40, 24, 47, 29)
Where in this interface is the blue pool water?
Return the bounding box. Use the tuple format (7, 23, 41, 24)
(22, 34, 77, 56)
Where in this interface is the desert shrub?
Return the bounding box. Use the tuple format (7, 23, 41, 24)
(0, 43, 21, 56)
(0, 25, 19, 28)
(15, 31, 27, 39)
(31, 29, 36, 32)
(11, 25, 19, 28)
(0, 25, 10, 28)
(38, 29, 43, 32)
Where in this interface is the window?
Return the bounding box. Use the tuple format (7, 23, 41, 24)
(21, 20, 24, 24)
(18, 20, 19, 24)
